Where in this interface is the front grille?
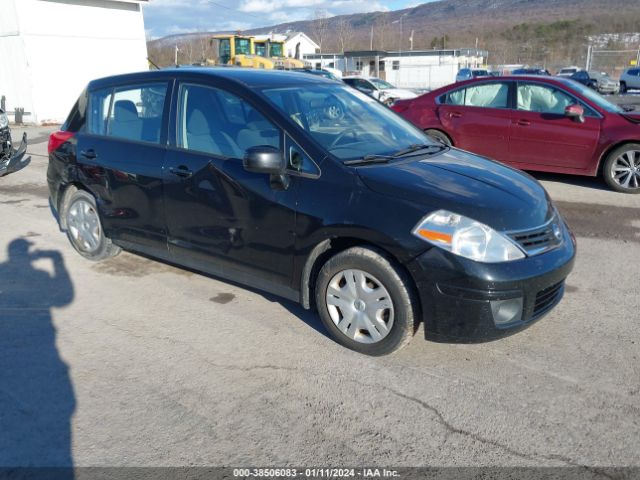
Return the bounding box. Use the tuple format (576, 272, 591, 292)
(507, 217, 562, 256)
(532, 281, 564, 319)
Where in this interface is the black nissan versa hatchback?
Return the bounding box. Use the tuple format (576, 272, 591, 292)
(47, 68, 576, 355)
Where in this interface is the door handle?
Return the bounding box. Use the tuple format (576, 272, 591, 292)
(169, 165, 193, 178)
(515, 119, 531, 126)
(449, 112, 463, 118)
(80, 149, 97, 160)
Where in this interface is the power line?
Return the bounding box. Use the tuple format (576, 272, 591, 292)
(203, 0, 263, 21)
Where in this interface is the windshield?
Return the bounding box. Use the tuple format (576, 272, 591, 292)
(473, 70, 489, 77)
(559, 69, 576, 74)
(369, 78, 396, 90)
(270, 43, 283, 57)
(235, 38, 251, 55)
(565, 79, 623, 113)
(589, 71, 609, 79)
(261, 84, 435, 160)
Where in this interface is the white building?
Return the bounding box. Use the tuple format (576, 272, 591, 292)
(254, 32, 319, 60)
(284, 32, 318, 59)
(0, 0, 149, 124)
(305, 48, 489, 90)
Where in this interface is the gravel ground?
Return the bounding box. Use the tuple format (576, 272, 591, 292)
(0, 125, 638, 474)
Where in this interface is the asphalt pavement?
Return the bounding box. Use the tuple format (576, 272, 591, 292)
(0, 125, 638, 473)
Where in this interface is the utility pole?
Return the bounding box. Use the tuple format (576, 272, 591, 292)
(370, 25, 374, 50)
(586, 44, 592, 71)
(409, 30, 414, 51)
(175, 44, 179, 67)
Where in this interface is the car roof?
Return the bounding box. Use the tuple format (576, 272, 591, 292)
(429, 75, 582, 96)
(88, 67, 334, 90)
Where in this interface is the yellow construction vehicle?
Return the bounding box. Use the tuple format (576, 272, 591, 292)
(254, 39, 309, 69)
(212, 35, 273, 69)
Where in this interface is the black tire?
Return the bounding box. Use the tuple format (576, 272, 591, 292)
(620, 82, 627, 94)
(602, 143, 640, 194)
(315, 246, 417, 356)
(425, 129, 452, 146)
(63, 189, 121, 260)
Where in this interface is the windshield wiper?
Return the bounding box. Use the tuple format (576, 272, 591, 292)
(343, 154, 394, 166)
(391, 143, 447, 157)
(343, 143, 447, 166)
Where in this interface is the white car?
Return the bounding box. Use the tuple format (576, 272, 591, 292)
(342, 76, 418, 104)
(620, 67, 640, 93)
(557, 66, 581, 77)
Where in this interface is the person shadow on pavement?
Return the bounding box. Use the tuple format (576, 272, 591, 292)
(0, 239, 75, 479)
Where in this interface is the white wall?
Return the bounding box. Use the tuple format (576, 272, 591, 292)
(309, 53, 487, 89)
(0, 0, 149, 124)
(285, 34, 317, 59)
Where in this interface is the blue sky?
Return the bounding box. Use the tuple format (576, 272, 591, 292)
(143, 0, 429, 39)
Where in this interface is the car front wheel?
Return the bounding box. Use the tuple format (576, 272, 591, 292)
(64, 189, 121, 260)
(315, 246, 417, 356)
(603, 144, 640, 193)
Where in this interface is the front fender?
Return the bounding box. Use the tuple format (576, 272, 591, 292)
(0, 133, 31, 177)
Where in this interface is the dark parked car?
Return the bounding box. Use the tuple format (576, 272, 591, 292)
(512, 68, 550, 76)
(294, 68, 340, 81)
(0, 108, 30, 177)
(392, 75, 640, 193)
(570, 70, 620, 94)
(456, 68, 490, 82)
(48, 68, 575, 355)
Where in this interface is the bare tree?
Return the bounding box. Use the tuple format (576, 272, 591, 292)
(336, 17, 354, 53)
(311, 9, 330, 55)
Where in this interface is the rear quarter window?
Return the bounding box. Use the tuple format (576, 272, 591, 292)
(63, 89, 88, 133)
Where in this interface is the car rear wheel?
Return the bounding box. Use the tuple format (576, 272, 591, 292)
(603, 144, 640, 193)
(425, 129, 452, 147)
(64, 189, 121, 260)
(315, 246, 417, 356)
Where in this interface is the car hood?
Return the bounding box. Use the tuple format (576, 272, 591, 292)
(383, 88, 418, 99)
(621, 112, 640, 124)
(356, 149, 553, 232)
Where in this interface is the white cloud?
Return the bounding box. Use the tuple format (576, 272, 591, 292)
(239, 0, 324, 13)
(144, 0, 393, 38)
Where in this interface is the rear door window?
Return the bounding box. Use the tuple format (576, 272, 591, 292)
(464, 83, 509, 108)
(443, 83, 509, 108)
(107, 84, 168, 143)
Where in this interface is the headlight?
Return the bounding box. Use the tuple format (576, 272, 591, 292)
(412, 210, 525, 263)
(0, 112, 8, 129)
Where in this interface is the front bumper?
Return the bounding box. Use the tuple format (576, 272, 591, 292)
(406, 223, 576, 342)
(598, 85, 619, 94)
(0, 132, 31, 177)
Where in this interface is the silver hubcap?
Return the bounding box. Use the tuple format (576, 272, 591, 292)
(67, 199, 101, 253)
(612, 150, 640, 190)
(325, 269, 394, 344)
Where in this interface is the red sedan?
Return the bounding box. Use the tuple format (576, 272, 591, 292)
(392, 76, 640, 193)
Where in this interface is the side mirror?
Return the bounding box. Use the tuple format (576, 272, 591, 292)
(565, 104, 585, 123)
(243, 145, 290, 190)
(243, 145, 285, 174)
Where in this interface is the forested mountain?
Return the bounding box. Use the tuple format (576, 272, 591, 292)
(148, 0, 640, 70)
